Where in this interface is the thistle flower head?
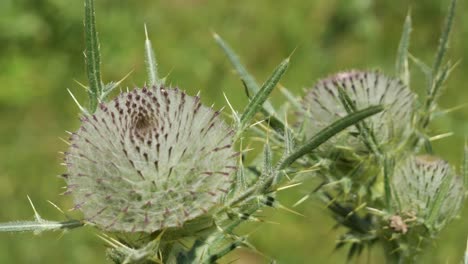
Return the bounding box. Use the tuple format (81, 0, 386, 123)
(392, 155, 464, 229)
(64, 86, 236, 233)
(301, 70, 416, 153)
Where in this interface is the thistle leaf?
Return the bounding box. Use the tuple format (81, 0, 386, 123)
(432, 0, 456, 80)
(429, 61, 455, 104)
(238, 57, 289, 136)
(336, 82, 380, 155)
(84, 0, 103, 112)
(0, 220, 83, 234)
(144, 24, 162, 87)
(422, 0, 457, 121)
(278, 105, 384, 170)
(395, 12, 412, 86)
(0, 196, 84, 234)
(213, 33, 275, 114)
(214, 33, 287, 135)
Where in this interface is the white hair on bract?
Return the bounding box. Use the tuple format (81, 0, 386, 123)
(64, 86, 236, 233)
(301, 70, 417, 153)
(392, 155, 464, 229)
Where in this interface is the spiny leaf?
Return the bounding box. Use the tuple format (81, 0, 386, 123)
(336, 83, 381, 155)
(0, 196, 84, 234)
(432, 0, 457, 80)
(237, 57, 289, 137)
(430, 61, 455, 102)
(144, 24, 162, 87)
(278, 105, 384, 170)
(84, 0, 103, 112)
(213, 33, 275, 114)
(0, 220, 83, 234)
(214, 33, 287, 135)
(423, 0, 457, 122)
(423, 62, 457, 128)
(396, 11, 412, 86)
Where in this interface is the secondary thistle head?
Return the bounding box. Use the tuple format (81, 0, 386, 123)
(63, 86, 236, 233)
(301, 70, 416, 153)
(392, 155, 464, 229)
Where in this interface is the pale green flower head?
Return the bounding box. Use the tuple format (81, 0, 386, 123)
(301, 70, 417, 154)
(63, 86, 236, 233)
(392, 155, 464, 229)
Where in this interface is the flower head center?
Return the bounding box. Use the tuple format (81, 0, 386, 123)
(134, 114, 153, 135)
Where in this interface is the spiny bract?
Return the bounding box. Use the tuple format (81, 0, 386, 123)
(63, 86, 237, 233)
(301, 70, 416, 153)
(392, 155, 464, 228)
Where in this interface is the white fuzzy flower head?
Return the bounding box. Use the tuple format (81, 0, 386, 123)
(392, 155, 464, 228)
(301, 70, 416, 153)
(63, 86, 237, 233)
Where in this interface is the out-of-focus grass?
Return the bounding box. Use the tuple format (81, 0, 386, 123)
(0, 0, 466, 263)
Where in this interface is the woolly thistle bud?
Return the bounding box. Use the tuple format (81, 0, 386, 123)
(301, 71, 416, 153)
(63, 86, 237, 233)
(392, 155, 464, 229)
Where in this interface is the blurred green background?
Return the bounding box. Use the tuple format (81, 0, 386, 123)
(0, 0, 467, 263)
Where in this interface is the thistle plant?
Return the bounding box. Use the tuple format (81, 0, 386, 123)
(0, 0, 466, 263)
(276, 0, 466, 262)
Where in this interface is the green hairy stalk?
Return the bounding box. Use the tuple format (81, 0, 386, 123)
(0, 0, 465, 263)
